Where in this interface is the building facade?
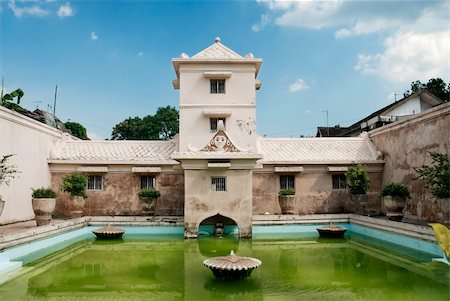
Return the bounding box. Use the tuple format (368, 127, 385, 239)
(48, 38, 384, 237)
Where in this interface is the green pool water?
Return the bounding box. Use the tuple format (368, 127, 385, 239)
(0, 233, 449, 301)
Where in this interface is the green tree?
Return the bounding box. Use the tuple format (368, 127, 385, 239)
(65, 122, 89, 140)
(111, 106, 179, 140)
(404, 78, 449, 102)
(154, 106, 179, 140)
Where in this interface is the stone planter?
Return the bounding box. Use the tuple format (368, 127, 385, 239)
(278, 195, 295, 214)
(351, 194, 369, 215)
(437, 198, 450, 217)
(383, 196, 406, 221)
(70, 196, 85, 217)
(141, 197, 156, 215)
(32, 198, 56, 226)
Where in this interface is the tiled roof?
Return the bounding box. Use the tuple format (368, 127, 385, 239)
(257, 136, 382, 164)
(192, 41, 243, 60)
(50, 140, 178, 164)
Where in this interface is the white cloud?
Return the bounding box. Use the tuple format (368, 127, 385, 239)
(289, 78, 309, 92)
(252, 13, 272, 32)
(256, 0, 450, 84)
(8, 0, 50, 17)
(57, 2, 74, 18)
(91, 32, 98, 41)
(354, 2, 450, 83)
(86, 130, 104, 141)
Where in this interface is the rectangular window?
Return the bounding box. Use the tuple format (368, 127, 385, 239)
(210, 118, 226, 132)
(87, 175, 103, 190)
(332, 174, 347, 190)
(210, 79, 225, 94)
(140, 175, 155, 189)
(280, 175, 295, 190)
(211, 176, 227, 192)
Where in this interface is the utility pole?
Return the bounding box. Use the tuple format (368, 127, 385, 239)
(322, 109, 329, 136)
(53, 85, 58, 117)
(1, 77, 4, 100)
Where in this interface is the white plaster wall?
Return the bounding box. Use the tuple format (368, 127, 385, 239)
(178, 64, 258, 152)
(0, 107, 65, 224)
(388, 97, 421, 116)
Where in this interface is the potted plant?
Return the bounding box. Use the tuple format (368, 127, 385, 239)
(278, 188, 296, 215)
(381, 183, 410, 221)
(0, 154, 20, 217)
(138, 188, 160, 215)
(346, 164, 370, 214)
(415, 152, 450, 214)
(32, 187, 57, 226)
(61, 173, 87, 217)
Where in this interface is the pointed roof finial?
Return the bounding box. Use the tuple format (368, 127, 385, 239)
(215, 37, 221, 43)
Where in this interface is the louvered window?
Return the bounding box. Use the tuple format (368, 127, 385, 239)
(87, 175, 103, 190)
(210, 118, 226, 132)
(280, 175, 295, 190)
(332, 175, 347, 190)
(211, 176, 227, 192)
(210, 79, 225, 94)
(141, 176, 155, 189)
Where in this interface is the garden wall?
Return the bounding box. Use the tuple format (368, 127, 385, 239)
(370, 103, 450, 224)
(50, 167, 184, 217)
(252, 165, 383, 216)
(0, 107, 68, 224)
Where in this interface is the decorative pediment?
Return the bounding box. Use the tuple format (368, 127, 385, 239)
(200, 130, 240, 152)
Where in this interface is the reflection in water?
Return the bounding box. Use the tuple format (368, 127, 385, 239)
(0, 234, 447, 301)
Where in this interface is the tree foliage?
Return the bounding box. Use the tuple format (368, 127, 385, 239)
(111, 106, 179, 140)
(404, 78, 449, 102)
(346, 164, 370, 195)
(414, 152, 449, 199)
(65, 122, 89, 140)
(0, 154, 20, 186)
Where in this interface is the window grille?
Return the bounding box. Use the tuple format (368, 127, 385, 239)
(211, 176, 227, 192)
(141, 175, 155, 189)
(210, 79, 225, 94)
(280, 175, 295, 190)
(87, 175, 103, 190)
(332, 174, 347, 190)
(210, 118, 226, 132)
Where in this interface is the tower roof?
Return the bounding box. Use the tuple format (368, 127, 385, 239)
(192, 37, 244, 59)
(172, 37, 262, 78)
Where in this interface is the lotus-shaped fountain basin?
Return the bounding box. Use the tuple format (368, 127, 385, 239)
(92, 225, 125, 239)
(316, 224, 347, 238)
(203, 250, 262, 280)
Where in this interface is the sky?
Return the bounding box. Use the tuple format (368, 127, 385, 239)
(1, 0, 449, 140)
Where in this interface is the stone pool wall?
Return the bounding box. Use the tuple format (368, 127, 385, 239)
(50, 167, 184, 217)
(370, 102, 450, 224)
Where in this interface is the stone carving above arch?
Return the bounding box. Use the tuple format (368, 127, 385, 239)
(200, 130, 241, 152)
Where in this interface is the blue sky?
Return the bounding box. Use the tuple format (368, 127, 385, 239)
(1, 0, 449, 139)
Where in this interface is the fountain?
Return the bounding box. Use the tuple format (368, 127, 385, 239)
(316, 224, 347, 238)
(92, 225, 125, 239)
(203, 250, 262, 280)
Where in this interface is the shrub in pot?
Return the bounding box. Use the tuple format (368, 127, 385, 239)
(138, 188, 160, 215)
(32, 187, 57, 226)
(61, 173, 87, 217)
(346, 164, 370, 214)
(278, 188, 296, 215)
(381, 183, 410, 221)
